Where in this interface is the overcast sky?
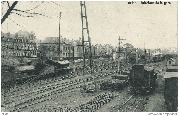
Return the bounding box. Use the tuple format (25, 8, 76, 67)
(1, 1, 178, 49)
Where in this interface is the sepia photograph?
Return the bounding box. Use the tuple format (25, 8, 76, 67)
(1, 1, 178, 113)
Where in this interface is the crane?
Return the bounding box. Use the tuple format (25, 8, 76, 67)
(80, 1, 97, 93)
(80, 1, 93, 76)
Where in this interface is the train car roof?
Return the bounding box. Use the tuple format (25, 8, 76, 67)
(144, 66, 154, 71)
(167, 66, 178, 70)
(164, 72, 178, 79)
(16, 65, 35, 71)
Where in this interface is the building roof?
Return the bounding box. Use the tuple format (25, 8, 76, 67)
(43, 37, 72, 44)
(1, 31, 35, 41)
(15, 30, 31, 37)
(1, 32, 15, 38)
(43, 37, 81, 45)
(43, 37, 59, 43)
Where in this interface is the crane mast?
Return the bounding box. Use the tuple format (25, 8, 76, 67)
(80, 1, 93, 76)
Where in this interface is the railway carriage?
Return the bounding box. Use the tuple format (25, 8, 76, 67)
(129, 64, 157, 94)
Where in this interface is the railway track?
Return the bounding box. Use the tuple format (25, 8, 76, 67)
(2, 61, 163, 112)
(33, 92, 115, 112)
(3, 69, 113, 96)
(3, 70, 113, 112)
(118, 94, 148, 112)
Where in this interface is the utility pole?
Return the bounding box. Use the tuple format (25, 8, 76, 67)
(135, 48, 138, 64)
(125, 45, 128, 65)
(72, 46, 75, 64)
(124, 42, 129, 66)
(144, 42, 147, 64)
(118, 36, 126, 74)
(58, 12, 62, 60)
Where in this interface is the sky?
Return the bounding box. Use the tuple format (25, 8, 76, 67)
(1, 1, 178, 49)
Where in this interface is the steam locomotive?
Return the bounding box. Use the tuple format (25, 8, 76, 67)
(129, 64, 157, 94)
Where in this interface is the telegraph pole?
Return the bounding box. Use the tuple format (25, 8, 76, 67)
(125, 44, 128, 65)
(135, 48, 138, 64)
(118, 36, 126, 74)
(144, 42, 147, 64)
(72, 46, 75, 64)
(58, 12, 62, 60)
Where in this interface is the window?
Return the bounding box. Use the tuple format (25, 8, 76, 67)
(169, 61, 171, 65)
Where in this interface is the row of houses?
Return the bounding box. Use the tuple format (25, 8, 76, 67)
(3, 31, 168, 72)
(1, 31, 116, 62)
(38, 37, 117, 60)
(1, 31, 37, 59)
(2, 31, 156, 64)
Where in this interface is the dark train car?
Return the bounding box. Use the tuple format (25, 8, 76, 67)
(164, 66, 178, 112)
(129, 64, 157, 94)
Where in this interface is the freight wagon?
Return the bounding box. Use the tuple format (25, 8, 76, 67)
(164, 65, 178, 112)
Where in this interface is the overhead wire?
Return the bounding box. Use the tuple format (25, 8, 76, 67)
(8, 17, 26, 29)
(25, 1, 44, 11)
(8, 1, 60, 19)
(13, 8, 53, 18)
(3, 1, 61, 29)
(11, 12, 34, 17)
(50, 1, 61, 7)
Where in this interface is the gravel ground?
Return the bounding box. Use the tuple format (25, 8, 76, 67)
(144, 73, 167, 112)
(2, 61, 168, 112)
(2, 73, 113, 112)
(96, 88, 129, 112)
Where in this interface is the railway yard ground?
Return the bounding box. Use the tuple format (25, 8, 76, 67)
(1, 61, 173, 112)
